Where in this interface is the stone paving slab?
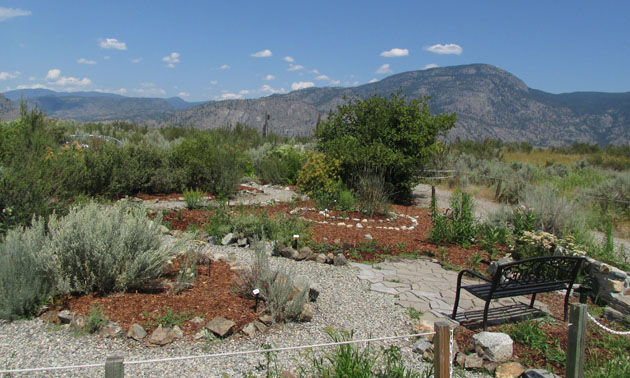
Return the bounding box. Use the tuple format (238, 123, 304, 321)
(352, 258, 549, 325)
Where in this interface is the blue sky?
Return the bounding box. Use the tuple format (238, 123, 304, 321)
(1, 1, 629, 101)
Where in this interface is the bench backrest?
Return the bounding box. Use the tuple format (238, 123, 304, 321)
(494, 256, 584, 289)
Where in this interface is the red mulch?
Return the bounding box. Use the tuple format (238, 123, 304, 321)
(64, 259, 260, 337)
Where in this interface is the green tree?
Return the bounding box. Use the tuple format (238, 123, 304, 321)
(315, 92, 456, 201)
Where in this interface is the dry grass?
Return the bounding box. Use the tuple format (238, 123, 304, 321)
(504, 151, 583, 166)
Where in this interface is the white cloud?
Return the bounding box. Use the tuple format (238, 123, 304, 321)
(380, 48, 409, 57)
(103, 56, 111, 60)
(218, 64, 230, 70)
(310, 69, 320, 74)
(28, 76, 36, 81)
(288, 64, 304, 71)
(238, 89, 250, 95)
(375, 64, 392, 74)
(0, 7, 32, 21)
(251, 49, 272, 58)
(263, 74, 276, 81)
(46, 69, 61, 80)
(131, 57, 143, 64)
(209, 80, 218, 85)
(16, 83, 49, 90)
(368, 78, 379, 83)
(315, 75, 329, 81)
(330, 79, 341, 85)
(163, 52, 180, 68)
(260, 84, 285, 94)
(99, 38, 127, 50)
(291, 81, 314, 91)
(95, 88, 127, 95)
(422, 63, 439, 70)
(221, 93, 243, 100)
(0, 71, 20, 80)
(77, 58, 97, 65)
(424, 43, 462, 55)
(178, 91, 190, 98)
(53, 76, 91, 87)
(132, 86, 166, 96)
(283, 56, 294, 62)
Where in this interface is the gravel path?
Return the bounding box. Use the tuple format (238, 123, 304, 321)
(0, 245, 442, 378)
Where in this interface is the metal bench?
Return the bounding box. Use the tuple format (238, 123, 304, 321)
(452, 256, 584, 330)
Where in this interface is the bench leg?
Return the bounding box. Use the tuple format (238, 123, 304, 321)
(529, 293, 537, 309)
(482, 299, 491, 331)
(452, 288, 461, 320)
(563, 289, 571, 322)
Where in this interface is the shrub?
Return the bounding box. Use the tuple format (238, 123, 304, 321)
(316, 92, 455, 201)
(520, 185, 584, 238)
(430, 189, 477, 246)
(183, 188, 204, 210)
(0, 219, 56, 320)
(336, 189, 358, 212)
(256, 145, 306, 185)
(354, 171, 390, 216)
(297, 152, 341, 199)
(240, 247, 309, 322)
(84, 305, 108, 334)
(49, 201, 179, 295)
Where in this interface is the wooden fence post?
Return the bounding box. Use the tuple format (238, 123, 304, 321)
(566, 303, 587, 378)
(105, 355, 124, 378)
(433, 322, 452, 378)
(494, 179, 502, 200)
(431, 185, 437, 216)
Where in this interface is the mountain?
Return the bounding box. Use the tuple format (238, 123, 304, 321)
(0, 94, 19, 121)
(2, 64, 629, 145)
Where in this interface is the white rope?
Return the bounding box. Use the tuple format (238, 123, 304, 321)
(449, 327, 454, 378)
(0, 362, 105, 374)
(124, 332, 436, 366)
(587, 311, 630, 335)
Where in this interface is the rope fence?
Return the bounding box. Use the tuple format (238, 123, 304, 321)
(0, 326, 455, 377)
(586, 311, 630, 335)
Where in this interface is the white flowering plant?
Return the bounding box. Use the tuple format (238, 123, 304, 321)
(512, 230, 587, 259)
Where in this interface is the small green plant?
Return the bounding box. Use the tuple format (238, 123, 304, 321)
(354, 171, 390, 217)
(143, 306, 194, 328)
(396, 241, 407, 251)
(467, 252, 483, 270)
(183, 187, 204, 209)
(336, 189, 358, 212)
(174, 251, 198, 294)
(83, 305, 108, 334)
(407, 307, 422, 319)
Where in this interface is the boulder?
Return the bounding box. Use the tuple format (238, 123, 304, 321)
(100, 321, 123, 338)
(70, 315, 86, 330)
(333, 253, 347, 266)
(205, 317, 236, 338)
(127, 323, 147, 341)
(221, 232, 236, 246)
(316, 253, 327, 264)
(299, 304, 314, 322)
(242, 322, 258, 337)
(364, 234, 373, 240)
(455, 352, 467, 367)
(280, 247, 299, 259)
(520, 368, 562, 378)
(495, 362, 524, 378)
(472, 332, 513, 362)
(464, 353, 483, 369)
(296, 247, 313, 261)
(412, 320, 435, 341)
(259, 314, 273, 325)
(58, 310, 75, 324)
(190, 316, 205, 327)
(252, 320, 267, 333)
(148, 325, 175, 345)
(193, 330, 206, 340)
(237, 238, 248, 247)
(172, 325, 184, 339)
(411, 338, 433, 355)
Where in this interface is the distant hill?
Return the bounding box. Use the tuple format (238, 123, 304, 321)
(2, 64, 629, 146)
(0, 94, 19, 121)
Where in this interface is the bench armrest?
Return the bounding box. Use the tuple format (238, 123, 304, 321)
(457, 269, 492, 283)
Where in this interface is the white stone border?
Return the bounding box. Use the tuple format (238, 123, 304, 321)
(288, 207, 419, 231)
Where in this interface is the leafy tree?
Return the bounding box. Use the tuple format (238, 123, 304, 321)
(315, 92, 456, 201)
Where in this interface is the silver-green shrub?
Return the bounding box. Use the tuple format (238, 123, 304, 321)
(49, 201, 177, 295)
(0, 219, 57, 320)
(589, 172, 630, 213)
(520, 185, 585, 238)
(241, 246, 309, 322)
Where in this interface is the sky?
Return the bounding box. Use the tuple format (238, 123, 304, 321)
(1, 1, 629, 101)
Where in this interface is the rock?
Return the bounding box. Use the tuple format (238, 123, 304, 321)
(364, 234, 373, 240)
(259, 314, 273, 325)
(299, 304, 314, 322)
(309, 284, 321, 302)
(191, 316, 205, 326)
(221, 232, 236, 246)
(316, 253, 327, 264)
(411, 338, 433, 355)
(487, 257, 513, 276)
(520, 368, 561, 378)
(208, 235, 217, 245)
(172, 325, 184, 339)
(237, 238, 248, 247)
(412, 320, 435, 341)
(70, 315, 86, 330)
(36, 305, 50, 317)
(99, 321, 123, 338)
(327, 252, 335, 262)
(193, 330, 206, 340)
(127, 324, 147, 341)
(159, 225, 170, 234)
(333, 253, 347, 266)
(252, 320, 267, 333)
(472, 332, 513, 362)
(607, 279, 624, 293)
(58, 310, 75, 324)
(297, 247, 313, 260)
(333, 238, 341, 245)
(356, 223, 363, 229)
(484, 361, 499, 373)
(242, 322, 258, 337)
(148, 325, 175, 345)
(279, 371, 296, 378)
(205, 317, 236, 338)
(280, 247, 299, 259)
(495, 362, 524, 378)
(455, 352, 467, 367)
(464, 353, 483, 369)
